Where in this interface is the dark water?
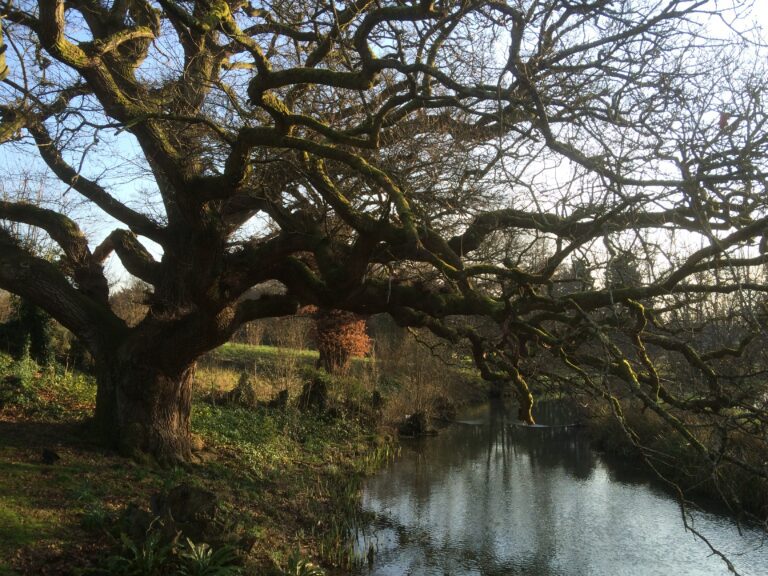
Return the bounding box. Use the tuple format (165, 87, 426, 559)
(354, 402, 768, 576)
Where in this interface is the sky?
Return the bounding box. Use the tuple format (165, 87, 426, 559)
(0, 0, 766, 290)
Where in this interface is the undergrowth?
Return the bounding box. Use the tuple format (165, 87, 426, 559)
(0, 351, 95, 420)
(0, 350, 396, 575)
(585, 398, 768, 518)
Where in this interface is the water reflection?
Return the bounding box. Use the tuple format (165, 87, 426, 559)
(355, 401, 767, 576)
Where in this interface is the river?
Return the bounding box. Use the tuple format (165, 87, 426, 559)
(354, 401, 768, 576)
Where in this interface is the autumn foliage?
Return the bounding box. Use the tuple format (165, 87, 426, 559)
(312, 309, 371, 374)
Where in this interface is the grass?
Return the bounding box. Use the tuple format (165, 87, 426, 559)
(203, 343, 372, 375)
(0, 350, 395, 575)
(0, 422, 160, 574)
(0, 501, 49, 551)
(204, 343, 319, 369)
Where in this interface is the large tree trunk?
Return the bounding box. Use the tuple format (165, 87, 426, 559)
(94, 352, 195, 464)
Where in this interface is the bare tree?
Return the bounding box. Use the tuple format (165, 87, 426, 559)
(0, 0, 766, 485)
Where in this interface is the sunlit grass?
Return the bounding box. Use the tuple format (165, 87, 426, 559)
(206, 342, 318, 365)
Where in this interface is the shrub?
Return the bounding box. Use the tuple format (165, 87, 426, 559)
(0, 297, 54, 364)
(0, 348, 40, 409)
(0, 351, 96, 417)
(313, 310, 371, 375)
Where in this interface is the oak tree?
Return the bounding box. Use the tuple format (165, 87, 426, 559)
(1, 0, 767, 498)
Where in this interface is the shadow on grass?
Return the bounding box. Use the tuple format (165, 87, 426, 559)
(0, 418, 100, 448)
(0, 417, 162, 575)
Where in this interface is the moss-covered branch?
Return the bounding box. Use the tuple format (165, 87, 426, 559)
(0, 229, 125, 352)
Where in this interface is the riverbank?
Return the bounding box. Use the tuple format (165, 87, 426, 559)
(0, 351, 395, 576)
(579, 396, 768, 520)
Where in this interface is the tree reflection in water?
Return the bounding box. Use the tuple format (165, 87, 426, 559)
(355, 401, 768, 576)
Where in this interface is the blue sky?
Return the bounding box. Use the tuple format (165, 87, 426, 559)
(0, 1, 766, 290)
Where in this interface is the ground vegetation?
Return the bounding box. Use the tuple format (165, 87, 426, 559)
(0, 346, 402, 575)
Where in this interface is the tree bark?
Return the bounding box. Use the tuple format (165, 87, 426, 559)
(94, 353, 195, 464)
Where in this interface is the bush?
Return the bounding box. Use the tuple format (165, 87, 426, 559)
(0, 349, 40, 409)
(0, 351, 95, 417)
(314, 310, 371, 374)
(0, 297, 53, 364)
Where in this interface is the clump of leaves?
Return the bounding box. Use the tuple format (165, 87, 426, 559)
(176, 537, 242, 576)
(105, 531, 175, 576)
(102, 527, 242, 576)
(282, 552, 326, 576)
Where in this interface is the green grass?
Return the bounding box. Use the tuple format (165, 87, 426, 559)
(206, 343, 318, 367)
(0, 503, 48, 550)
(0, 353, 391, 575)
(204, 342, 371, 373)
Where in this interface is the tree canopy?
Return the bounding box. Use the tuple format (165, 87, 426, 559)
(1, 0, 767, 509)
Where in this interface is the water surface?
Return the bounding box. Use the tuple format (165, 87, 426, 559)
(355, 402, 767, 576)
